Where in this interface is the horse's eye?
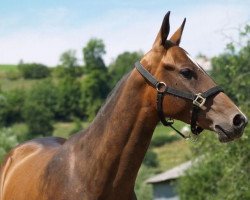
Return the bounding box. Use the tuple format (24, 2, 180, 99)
(180, 68, 193, 79)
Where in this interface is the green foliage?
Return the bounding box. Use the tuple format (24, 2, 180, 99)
(24, 80, 56, 134)
(211, 25, 250, 105)
(81, 70, 110, 120)
(6, 70, 21, 80)
(18, 63, 50, 79)
(55, 50, 83, 77)
(150, 123, 182, 147)
(143, 149, 159, 167)
(135, 165, 155, 200)
(0, 128, 18, 162)
(178, 123, 250, 200)
(26, 79, 58, 117)
(83, 38, 106, 72)
(178, 24, 250, 200)
(109, 51, 143, 86)
(56, 77, 82, 120)
(69, 118, 83, 135)
(151, 132, 179, 147)
(22, 102, 54, 137)
(0, 90, 25, 126)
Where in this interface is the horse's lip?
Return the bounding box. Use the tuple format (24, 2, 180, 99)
(215, 125, 234, 142)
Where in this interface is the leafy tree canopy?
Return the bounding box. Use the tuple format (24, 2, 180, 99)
(83, 38, 106, 72)
(109, 51, 143, 86)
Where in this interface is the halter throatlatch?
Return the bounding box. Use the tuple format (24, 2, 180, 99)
(135, 61, 224, 139)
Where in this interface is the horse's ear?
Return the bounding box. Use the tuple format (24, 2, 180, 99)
(153, 11, 170, 48)
(169, 18, 186, 45)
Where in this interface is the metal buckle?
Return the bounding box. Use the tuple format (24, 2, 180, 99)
(166, 118, 174, 125)
(156, 82, 167, 93)
(193, 93, 206, 108)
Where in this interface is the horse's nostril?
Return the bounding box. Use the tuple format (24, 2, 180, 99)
(233, 114, 246, 127)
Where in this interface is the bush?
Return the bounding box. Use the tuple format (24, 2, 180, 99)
(22, 102, 54, 137)
(18, 63, 50, 79)
(53, 66, 83, 78)
(109, 51, 143, 87)
(69, 118, 83, 135)
(0, 90, 25, 126)
(26, 79, 58, 117)
(55, 77, 82, 120)
(0, 128, 18, 162)
(143, 149, 159, 168)
(81, 70, 110, 120)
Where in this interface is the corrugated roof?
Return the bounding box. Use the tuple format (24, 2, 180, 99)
(146, 160, 192, 184)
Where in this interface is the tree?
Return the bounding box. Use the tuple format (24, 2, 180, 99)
(22, 102, 54, 137)
(26, 79, 58, 118)
(18, 63, 50, 79)
(0, 89, 25, 126)
(0, 128, 18, 162)
(178, 24, 250, 200)
(83, 38, 106, 72)
(81, 70, 110, 120)
(55, 50, 83, 77)
(109, 51, 143, 86)
(55, 77, 82, 120)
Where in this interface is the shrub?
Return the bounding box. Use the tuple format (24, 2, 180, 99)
(0, 90, 25, 126)
(22, 102, 54, 137)
(18, 63, 50, 79)
(143, 149, 159, 168)
(0, 128, 18, 162)
(81, 70, 110, 120)
(55, 77, 82, 120)
(26, 79, 58, 117)
(69, 118, 83, 135)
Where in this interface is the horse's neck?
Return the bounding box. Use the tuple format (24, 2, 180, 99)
(70, 70, 158, 195)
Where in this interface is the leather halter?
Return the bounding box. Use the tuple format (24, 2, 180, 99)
(135, 61, 224, 138)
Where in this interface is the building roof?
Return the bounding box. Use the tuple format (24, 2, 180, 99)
(146, 160, 192, 184)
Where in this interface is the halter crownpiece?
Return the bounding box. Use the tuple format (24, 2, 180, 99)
(135, 61, 224, 139)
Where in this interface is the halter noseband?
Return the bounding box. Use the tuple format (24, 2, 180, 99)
(135, 61, 224, 139)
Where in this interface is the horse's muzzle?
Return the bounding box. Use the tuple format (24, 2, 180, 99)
(215, 113, 248, 143)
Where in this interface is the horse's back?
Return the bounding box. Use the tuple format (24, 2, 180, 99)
(0, 137, 66, 200)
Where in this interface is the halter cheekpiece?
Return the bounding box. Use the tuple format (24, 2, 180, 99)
(135, 61, 224, 139)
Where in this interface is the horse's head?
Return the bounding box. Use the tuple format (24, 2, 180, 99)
(139, 12, 248, 142)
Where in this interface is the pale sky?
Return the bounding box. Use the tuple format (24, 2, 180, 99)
(0, 0, 249, 66)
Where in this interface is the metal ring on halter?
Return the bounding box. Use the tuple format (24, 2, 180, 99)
(156, 82, 167, 93)
(193, 93, 206, 108)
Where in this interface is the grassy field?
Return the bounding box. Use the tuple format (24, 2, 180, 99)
(0, 64, 18, 72)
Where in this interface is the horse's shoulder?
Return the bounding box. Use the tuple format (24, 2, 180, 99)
(0, 137, 67, 199)
(3, 137, 66, 167)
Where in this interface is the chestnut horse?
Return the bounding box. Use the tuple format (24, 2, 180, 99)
(0, 12, 248, 200)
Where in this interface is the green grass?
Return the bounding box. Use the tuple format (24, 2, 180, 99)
(150, 121, 187, 147)
(0, 64, 40, 91)
(0, 65, 19, 80)
(154, 140, 191, 172)
(0, 64, 18, 72)
(53, 121, 89, 138)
